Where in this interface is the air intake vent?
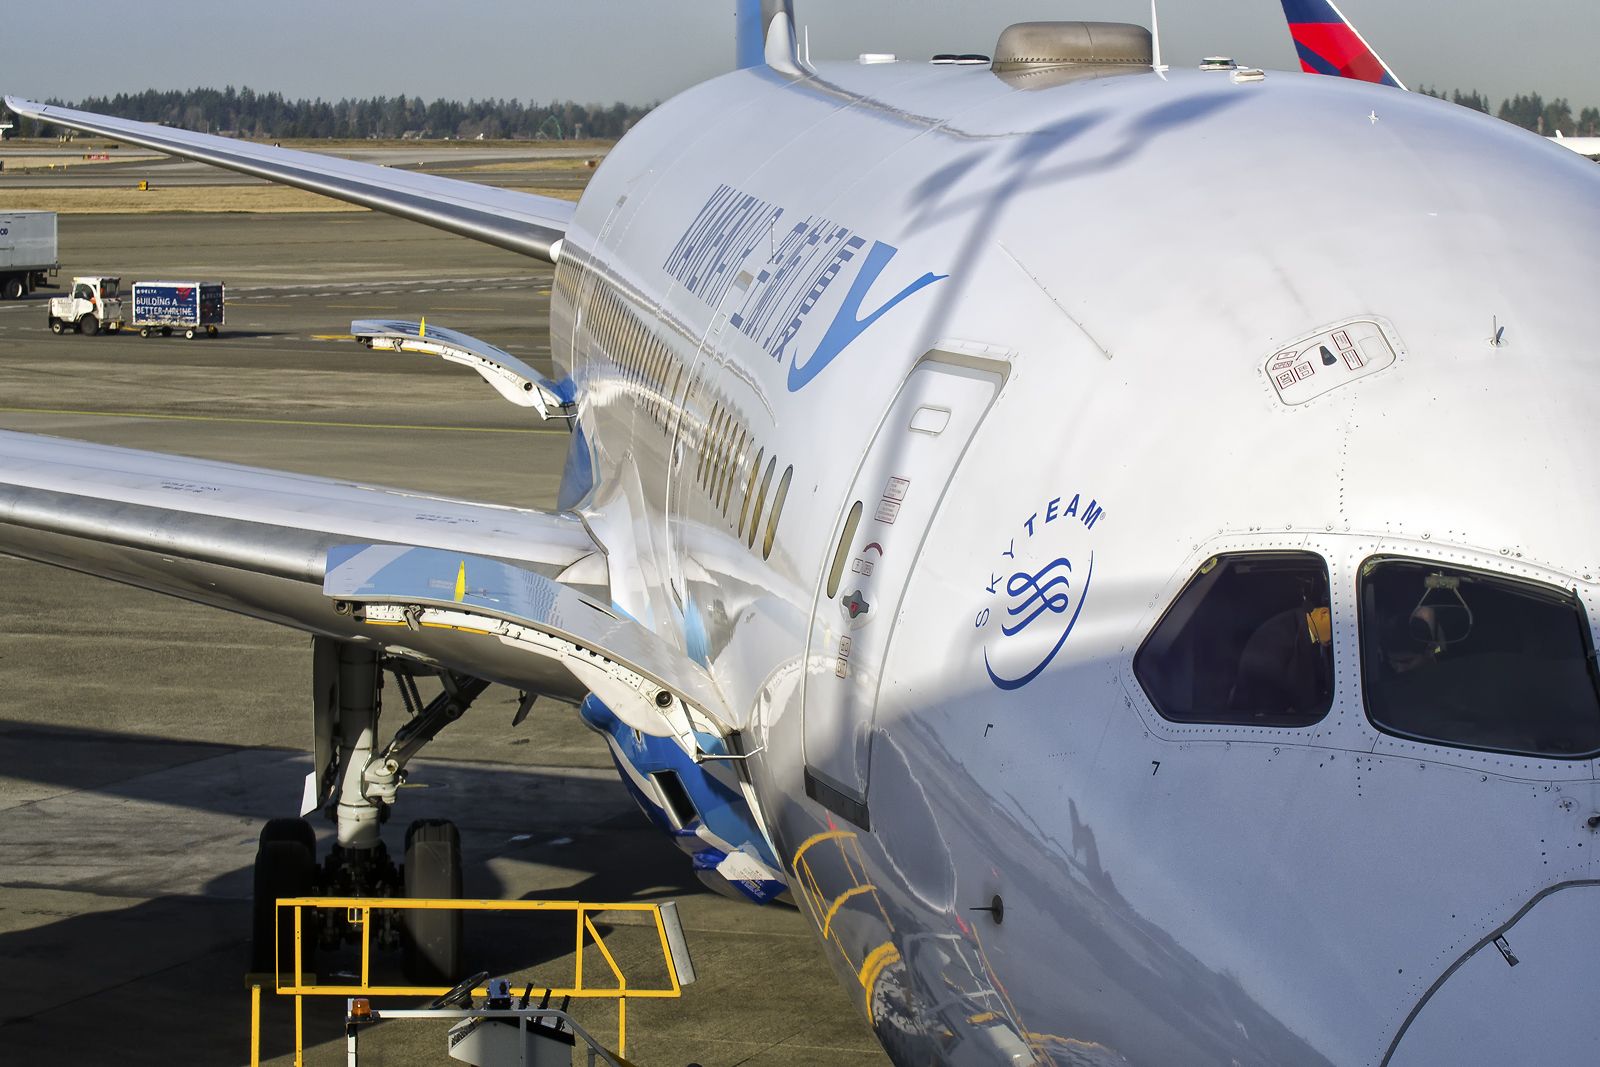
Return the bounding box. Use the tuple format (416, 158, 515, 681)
(991, 21, 1153, 89)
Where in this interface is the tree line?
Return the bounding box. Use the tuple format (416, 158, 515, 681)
(8, 84, 1599, 141)
(4, 87, 655, 141)
(1419, 87, 1600, 136)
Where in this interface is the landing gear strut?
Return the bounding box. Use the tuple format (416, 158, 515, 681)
(249, 638, 487, 982)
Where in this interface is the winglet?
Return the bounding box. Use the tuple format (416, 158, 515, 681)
(736, 0, 804, 76)
(1279, 0, 1406, 90)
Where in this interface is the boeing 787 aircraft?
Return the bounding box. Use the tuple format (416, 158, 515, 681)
(8, 2, 1600, 1063)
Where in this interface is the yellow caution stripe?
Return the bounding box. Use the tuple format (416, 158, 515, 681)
(858, 940, 900, 1022)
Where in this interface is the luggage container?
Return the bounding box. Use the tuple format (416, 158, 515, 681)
(130, 280, 225, 338)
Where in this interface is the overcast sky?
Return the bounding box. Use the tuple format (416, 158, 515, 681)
(6, 1, 1598, 110)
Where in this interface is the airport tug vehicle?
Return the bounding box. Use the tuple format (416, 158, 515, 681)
(47, 276, 226, 338)
(46, 274, 122, 334)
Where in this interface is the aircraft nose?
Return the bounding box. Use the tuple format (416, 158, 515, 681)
(1387, 884, 1600, 1065)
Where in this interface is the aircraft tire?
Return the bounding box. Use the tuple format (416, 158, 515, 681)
(259, 816, 318, 853)
(250, 838, 318, 977)
(402, 818, 463, 985)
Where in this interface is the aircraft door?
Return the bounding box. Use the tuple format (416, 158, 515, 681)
(803, 351, 1006, 828)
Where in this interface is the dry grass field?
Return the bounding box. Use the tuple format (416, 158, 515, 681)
(4, 184, 583, 214)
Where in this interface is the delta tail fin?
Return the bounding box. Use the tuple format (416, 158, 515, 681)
(1279, 0, 1406, 90)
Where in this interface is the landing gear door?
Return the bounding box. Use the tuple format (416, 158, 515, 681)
(802, 350, 1007, 828)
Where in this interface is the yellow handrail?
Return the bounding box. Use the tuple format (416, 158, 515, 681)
(258, 896, 686, 1063)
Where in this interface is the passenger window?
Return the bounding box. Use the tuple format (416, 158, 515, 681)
(1359, 557, 1600, 759)
(1135, 552, 1333, 727)
(722, 428, 747, 514)
(826, 501, 864, 599)
(762, 465, 793, 560)
(746, 457, 777, 549)
(737, 448, 764, 537)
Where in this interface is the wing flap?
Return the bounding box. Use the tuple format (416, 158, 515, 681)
(3, 97, 573, 262)
(325, 545, 737, 745)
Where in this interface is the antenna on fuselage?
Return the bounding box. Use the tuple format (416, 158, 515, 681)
(1150, 1, 1169, 75)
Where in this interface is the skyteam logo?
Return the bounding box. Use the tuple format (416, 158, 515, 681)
(974, 492, 1105, 691)
(665, 184, 946, 392)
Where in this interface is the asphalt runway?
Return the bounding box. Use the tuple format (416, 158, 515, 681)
(0, 211, 887, 1066)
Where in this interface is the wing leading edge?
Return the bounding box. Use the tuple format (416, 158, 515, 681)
(0, 428, 600, 645)
(3, 97, 573, 262)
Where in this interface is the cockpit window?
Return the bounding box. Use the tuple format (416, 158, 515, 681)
(1135, 552, 1333, 727)
(1359, 557, 1600, 759)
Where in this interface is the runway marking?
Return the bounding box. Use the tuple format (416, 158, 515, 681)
(0, 406, 564, 434)
(328, 304, 398, 310)
(432, 306, 498, 312)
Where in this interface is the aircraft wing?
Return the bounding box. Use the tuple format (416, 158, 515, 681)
(0, 428, 736, 739)
(2, 96, 572, 262)
(0, 426, 592, 659)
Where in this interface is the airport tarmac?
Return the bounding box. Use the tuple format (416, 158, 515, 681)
(0, 211, 888, 1066)
(0, 141, 603, 194)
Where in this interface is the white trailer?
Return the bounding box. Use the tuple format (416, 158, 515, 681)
(0, 211, 58, 300)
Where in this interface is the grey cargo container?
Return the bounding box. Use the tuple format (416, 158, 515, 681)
(0, 211, 58, 300)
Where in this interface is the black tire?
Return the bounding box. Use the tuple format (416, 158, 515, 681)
(402, 819, 463, 985)
(184, 328, 195, 340)
(1, 277, 21, 301)
(160, 326, 171, 337)
(79, 316, 96, 336)
(259, 817, 318, 854)
(49, 318, 63, 334)
(250, 839, 318, 977)
(139, 327, 150, 338)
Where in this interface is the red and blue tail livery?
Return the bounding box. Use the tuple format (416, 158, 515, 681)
(1280, 0, 1406, 90)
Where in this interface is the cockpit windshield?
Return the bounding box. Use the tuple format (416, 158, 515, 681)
(1359, 557, 1600, 759)
(1135, 552, 1334, 727)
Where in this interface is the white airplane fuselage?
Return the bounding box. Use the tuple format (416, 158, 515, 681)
(556, 60, 1600, 1064)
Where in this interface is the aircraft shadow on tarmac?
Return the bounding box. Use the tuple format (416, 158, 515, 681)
(0, 717, 706, 1064)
